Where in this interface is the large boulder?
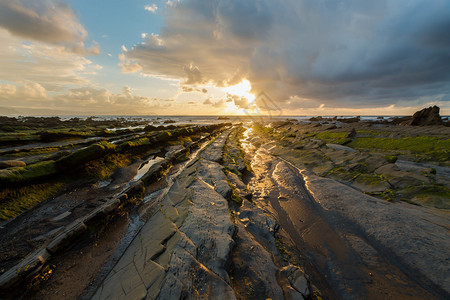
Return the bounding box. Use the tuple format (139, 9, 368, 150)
(405, 106, 443, 126)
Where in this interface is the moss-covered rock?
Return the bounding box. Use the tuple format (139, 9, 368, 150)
(348, 136, 450, 163)
(315, 131, 351, 145)
(0, 181, 65, 220)
(39, 130, 90, 142)
(116, 137, 151, 152)
(56, 141, 116, 169)
(323, 166, 355, 183)
(0, 161, 58, 184)
(385, 155, 398, 163)
(398, 184, 450, 209)
(351, 173, 391, 193)
(374, 163, 430, 189)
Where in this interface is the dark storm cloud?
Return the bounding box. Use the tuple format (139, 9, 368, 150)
(125, 0, 450, 109)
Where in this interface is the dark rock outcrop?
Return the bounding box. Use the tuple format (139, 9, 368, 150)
(143, 124, 158, 132)
(390, 116, 411, 125)
(404, 106, 443, 126)
(337, 116, 360, 123)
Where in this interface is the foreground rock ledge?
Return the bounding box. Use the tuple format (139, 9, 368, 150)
(93, 131, 313, 299)
(92, 133, 235, 299)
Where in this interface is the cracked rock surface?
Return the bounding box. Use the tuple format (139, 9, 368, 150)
(93, 132, 237, 299)
(93, 129, 314, 300)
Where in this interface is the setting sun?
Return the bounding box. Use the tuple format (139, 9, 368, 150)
(224, 79, 256, 103)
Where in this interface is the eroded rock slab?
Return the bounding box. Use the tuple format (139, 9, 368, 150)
(93, 130, 237, 300)
(200, 131, 230, 163)
(230, 220, 284, 299)
(158, 183, 236, 299)
(303, 170, 450, 295)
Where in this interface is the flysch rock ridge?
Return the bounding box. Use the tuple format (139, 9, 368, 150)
(92, 131, 237, 300)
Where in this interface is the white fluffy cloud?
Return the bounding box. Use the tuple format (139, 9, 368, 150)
(124, 0, 450, 110)
(144, 4, 158, 13)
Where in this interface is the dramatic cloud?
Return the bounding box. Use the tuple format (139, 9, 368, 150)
(0, 0, 98, 55)
(124, 0, 450, 109)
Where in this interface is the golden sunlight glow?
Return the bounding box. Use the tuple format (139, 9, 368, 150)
(224, 79, 256, 102)
(222, 100, 240, 114)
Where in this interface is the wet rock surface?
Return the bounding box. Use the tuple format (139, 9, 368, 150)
(267, 120, 450, 209)
(304, 171, 450, 295)
(230, 219, 285, 299)
(93, 132, 239, 299)
(91, 129, 318, 300)
(248, 121, 449, 299)
(0, 123, 228, 296)
(1, 119, 448, 299)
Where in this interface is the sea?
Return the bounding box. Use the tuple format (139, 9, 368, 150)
(55, 115, 405, 124)
(12, 115, 449, 131)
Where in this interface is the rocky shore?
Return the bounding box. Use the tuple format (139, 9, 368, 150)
(0, 111, 448, 299)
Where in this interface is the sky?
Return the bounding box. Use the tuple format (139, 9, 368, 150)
(0, 0, 449, 116)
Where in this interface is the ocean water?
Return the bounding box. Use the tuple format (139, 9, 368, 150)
(56, 115, 402, 125)
(24, 114, 448, 129)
